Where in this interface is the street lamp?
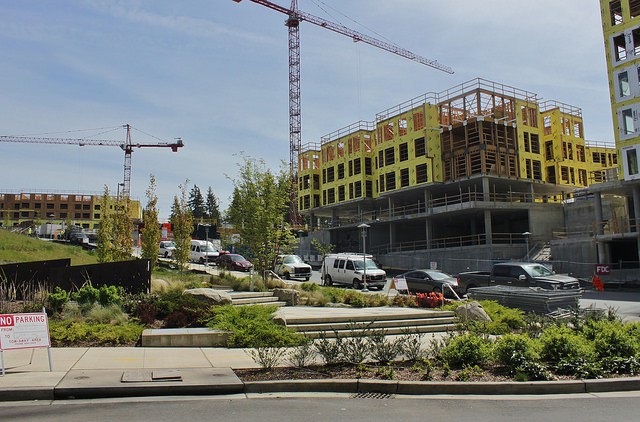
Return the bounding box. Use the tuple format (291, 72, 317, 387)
(522, 231, 531, 262)
(358, 223, 370, 292)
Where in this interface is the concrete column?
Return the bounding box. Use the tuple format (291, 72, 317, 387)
(331, 208, 338, 228)
(633, 185, 640, 264)
(484, 209, 492, 245)
(424, 190, 432, 213)
(482, 177, 491, 201)
(593, 192, 606, 263)
(425, 218, 433, 249)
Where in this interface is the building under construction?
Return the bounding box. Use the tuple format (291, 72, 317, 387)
(297, 78, 621, 277)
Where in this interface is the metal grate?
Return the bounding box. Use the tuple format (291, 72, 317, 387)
(350, 392, 394, 400)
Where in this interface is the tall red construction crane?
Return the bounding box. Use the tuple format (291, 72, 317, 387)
(0, 124, 184, 198)
(233, 0, 454, 224)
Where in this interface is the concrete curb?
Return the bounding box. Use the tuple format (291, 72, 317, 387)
(3, 377, 640, 402)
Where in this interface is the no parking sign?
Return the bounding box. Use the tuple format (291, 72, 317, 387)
(0, 310, 52, 376)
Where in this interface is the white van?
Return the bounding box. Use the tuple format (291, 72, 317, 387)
(189, 240, 220, 264)
(320, 253, 386, 290)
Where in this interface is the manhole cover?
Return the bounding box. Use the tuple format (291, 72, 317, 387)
(350, 392, 394, 400)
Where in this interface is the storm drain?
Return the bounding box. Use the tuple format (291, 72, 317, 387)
(350, 392, 394, 400)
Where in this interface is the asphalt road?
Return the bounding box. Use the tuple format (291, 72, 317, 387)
(2, 393, 640, 421)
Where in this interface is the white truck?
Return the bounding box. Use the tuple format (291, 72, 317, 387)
(321, 253, 387, 290)
(274, 254, 312, 281)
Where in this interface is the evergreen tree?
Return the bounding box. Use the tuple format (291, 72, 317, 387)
(205, 186, 220, 224)
(141, 174, 161, 271)
(188, 185, 206, 219)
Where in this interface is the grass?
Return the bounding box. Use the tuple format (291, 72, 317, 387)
(0, 229, 99, 266)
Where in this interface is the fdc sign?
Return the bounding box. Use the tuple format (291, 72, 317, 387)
(595, 265, 611, 275)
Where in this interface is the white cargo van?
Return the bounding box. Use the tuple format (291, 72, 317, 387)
(189, 240, 220, 264)
(320, 253, 386, 290)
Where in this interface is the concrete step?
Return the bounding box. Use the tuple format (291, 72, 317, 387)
(299, 323, 457, 338)
(286, 316, 458, 333)
(141, 328, 229, 347)
(232, 296, 287, 306)
(229, 291, 276, 299)
(283, 309, 458, 337)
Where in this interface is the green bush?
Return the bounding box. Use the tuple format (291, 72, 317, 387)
(203, 305, 305, 348)
(494, 333, 541, 375)
(439, 333, 493, 368)
(71, 283, 100, 305)
(97, 285, 124, 307)
(49, 320, 144, 346)
(470, 301, 526, 335)
(300, 282, 319, 292)
(539, 325, 595, 368)
(582, 320, 639, 360)
(47, 286, 70, 313)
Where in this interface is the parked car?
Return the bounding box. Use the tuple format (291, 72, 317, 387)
(217, 253, 253, 272)
(273, 254, 312, 280)
(69, 232, 89, 245)
(158, 241, 176, 258)
(189, 240, 220, 264)
(395, 269, 458, 295)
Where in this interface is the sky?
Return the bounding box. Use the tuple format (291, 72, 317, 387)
(0, 0, 613, 219)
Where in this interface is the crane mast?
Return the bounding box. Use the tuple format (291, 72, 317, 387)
(233, 0, 453, 225)
(0, 124, 184, 198)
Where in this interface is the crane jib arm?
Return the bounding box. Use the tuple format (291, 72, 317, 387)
(232, 0, 453, 74)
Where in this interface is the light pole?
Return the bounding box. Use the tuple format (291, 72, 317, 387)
(522, 231, 531, 262)
(358, 223, 370, 292)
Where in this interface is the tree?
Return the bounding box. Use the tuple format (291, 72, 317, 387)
(140, 174, 161, 271)
(226, 156, 291, 277)
(171, 181, 194, 273)
(311, 238, 335, 262)
(205, 186, 220, 225)
(188, 185, 206, 219)
(111, 196, 134, 261)
(96, 185, 133, 263)
(96, 186, 114, 263)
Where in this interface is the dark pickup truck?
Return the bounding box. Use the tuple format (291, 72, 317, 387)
(457, 262, 581, 294)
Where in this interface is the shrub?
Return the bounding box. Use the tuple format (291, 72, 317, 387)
(494, 333, 541, 375)
(49, 320, 144, 346)
(340, 322, 372, 364)
(300, 282, 319, 292)
(97, 285, 124, 307)
(71, 283, 100, 305)
(368, 330, 404, 363)
(286, 340, 316, 367)
(439, 333, 493, 368)
(84, 304, 128, 324)
(454, 364, 484, 382)
(132, 302, 158, 325)
(539, 325, 596, 371)
(583, 320, 639, 360)
(204, 305, 305, 348)
(392, 294, 418, 308)
(246, 347, 281, 370)
(47, 286, 70, 314)
(400, 330, 426, 362)
(468, 301, 526, 335)
(314, 333, 346, 365)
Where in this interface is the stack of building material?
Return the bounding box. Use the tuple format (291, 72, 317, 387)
(467, 285, 581, 314)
